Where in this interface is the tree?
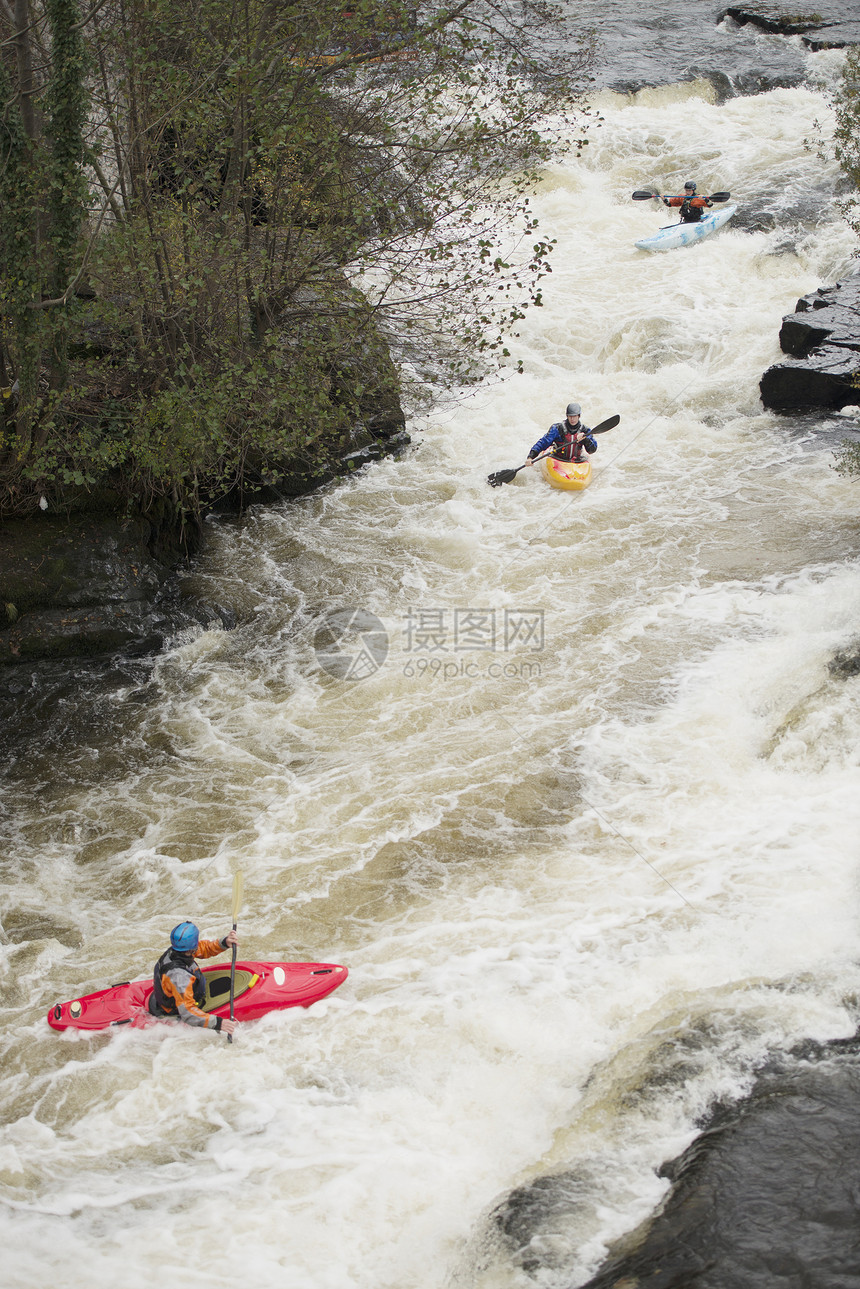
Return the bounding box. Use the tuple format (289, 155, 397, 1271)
(0, 0, 89, 453)
(832, 45, 860, 240)
(0, 0, 593, 517)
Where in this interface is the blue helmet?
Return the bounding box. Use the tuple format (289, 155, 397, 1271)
(170, 921, 199, 953)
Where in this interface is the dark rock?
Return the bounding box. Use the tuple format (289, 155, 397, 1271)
(723, 4, 860, 48)
(579, 1046, 860, 1289)
(343, 443, 384, 470)
(0, 513, 167, 616)
(802, 23, 860, 50)
(760, 272, 860, 411)
(340, 427, 412, 473)
(760, 347, 860, 410)
(381, 428, 412, 455)
(0, 581, 232, 665)
(780, 277, 860, 356)
(829, 638, 860, 677)
(725, 6, 824, 37)
(1, 603, 161, 662)
(0, 509, 218, 663)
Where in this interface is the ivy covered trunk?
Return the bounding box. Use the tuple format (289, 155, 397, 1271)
(0, 0, 89, 463)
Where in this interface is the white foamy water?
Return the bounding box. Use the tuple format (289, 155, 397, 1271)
(3, 60, 860, 1289)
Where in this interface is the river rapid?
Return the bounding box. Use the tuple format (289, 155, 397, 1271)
(3, 21, 860, 1289)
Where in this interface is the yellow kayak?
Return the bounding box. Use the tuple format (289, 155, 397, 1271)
(540, 455, 592, 491)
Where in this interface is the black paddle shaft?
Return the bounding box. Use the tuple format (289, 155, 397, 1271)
(226, 871, 242, 1044)
(633, 189, 730, 202)
(227, 925, 237, 1042)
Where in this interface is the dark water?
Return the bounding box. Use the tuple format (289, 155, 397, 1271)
(570, 0, 808, 95)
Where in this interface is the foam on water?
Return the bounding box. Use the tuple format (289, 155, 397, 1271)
(3, 60, 860, 1289)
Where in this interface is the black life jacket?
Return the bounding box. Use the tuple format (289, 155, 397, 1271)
(680, 196, 703, 223)
(150, 947, 206, 1015)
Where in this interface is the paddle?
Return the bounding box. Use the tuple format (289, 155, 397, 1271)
(227, 870, 243, 1043)
(487, 415, 620, 487)
(632, 189, 731, 202)
(487, 448, 552, 488)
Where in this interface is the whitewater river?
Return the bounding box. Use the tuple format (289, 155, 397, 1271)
(4, 38, 860, 1289)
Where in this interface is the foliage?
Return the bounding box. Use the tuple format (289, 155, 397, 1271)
(0, 0, 593, 519)
(831, 46, 860, 242)
(832, 432, 860, 480)
(828, 50, 860, 481)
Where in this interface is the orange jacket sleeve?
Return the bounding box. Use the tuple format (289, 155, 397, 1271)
(195, 937, 228, 960)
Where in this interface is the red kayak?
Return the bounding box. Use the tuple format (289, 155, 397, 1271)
(47, 961, 348, 1032)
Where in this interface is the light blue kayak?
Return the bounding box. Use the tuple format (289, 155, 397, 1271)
(635, 205, 737, 252)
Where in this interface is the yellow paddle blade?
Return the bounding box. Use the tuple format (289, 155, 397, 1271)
(231, 871, 244, 925)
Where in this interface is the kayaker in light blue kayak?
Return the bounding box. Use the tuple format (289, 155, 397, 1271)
(663, 181, 713, 223)
(523, 403, 597, 468)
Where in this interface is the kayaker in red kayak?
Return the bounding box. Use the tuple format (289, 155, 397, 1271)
(149, 921, 239, 1036)
(662, 181, 713, 223)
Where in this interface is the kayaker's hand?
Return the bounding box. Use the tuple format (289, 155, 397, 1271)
(524, 459, 534, 468)
(221, 1017, 237, 1037)
(224, 928, 238, 948)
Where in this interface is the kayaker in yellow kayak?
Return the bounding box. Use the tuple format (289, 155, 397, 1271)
(523, 403, 598, 469)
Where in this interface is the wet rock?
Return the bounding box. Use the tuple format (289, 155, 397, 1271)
(829, 638, 860, 678)
(723, 3, 860, 49)
(0, 414, 407, 662)
(0, 512, 234, 663)
(760, 273, 860, 411)
(779, 278, 860, 358)
(342, 428, 412, 472)
(0, 513, 166, 618)
(579, 1044, 860, 1289)
(760, 348, 860, 411)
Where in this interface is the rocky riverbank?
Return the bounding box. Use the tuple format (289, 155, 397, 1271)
(578, 1037, 860, 1289)
(760, 271, 860, 411)
(0, 419, 409, 666)
(724, 3, 860, 50)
